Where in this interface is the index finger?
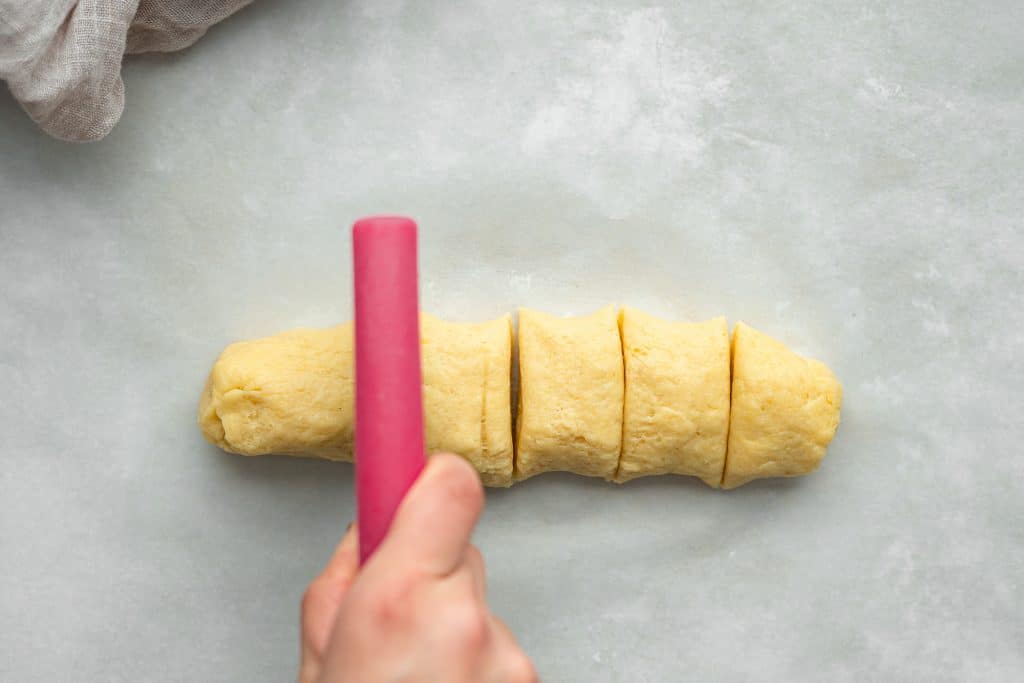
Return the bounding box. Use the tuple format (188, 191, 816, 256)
(301, 524, 360, 662)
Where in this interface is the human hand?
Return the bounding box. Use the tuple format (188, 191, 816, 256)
(298, 454, 538, 683)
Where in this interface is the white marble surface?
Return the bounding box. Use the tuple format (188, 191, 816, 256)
(2, 1, 1022, 681)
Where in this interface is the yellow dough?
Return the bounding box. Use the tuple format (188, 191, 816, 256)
(199, 307, 843, 490)
(198, 314, 515, 484)
(421, 313, 514, 487)
(723, 322, 843, 489)
(199, 325, 356, 460)
(514, 306, 624, 480)
(617, 309, 730, 487)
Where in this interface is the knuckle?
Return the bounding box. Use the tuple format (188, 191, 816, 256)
(365, 575, 416, 627)
(300, 580, 326, 617)
(449, 603, 490, 650)
(507, 652, 539, 683)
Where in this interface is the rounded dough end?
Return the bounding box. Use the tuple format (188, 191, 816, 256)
(198, 326, 356, 461)
(722, 322, 842, 489)
(198, 373, 229, 451)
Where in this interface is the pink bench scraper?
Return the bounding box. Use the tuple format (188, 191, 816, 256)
(352, 216, 426, 564)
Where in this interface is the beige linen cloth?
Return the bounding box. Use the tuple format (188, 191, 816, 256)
(0, 1, 252, 142)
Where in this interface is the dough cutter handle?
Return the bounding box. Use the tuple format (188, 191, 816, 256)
(352, 216, 426, 564)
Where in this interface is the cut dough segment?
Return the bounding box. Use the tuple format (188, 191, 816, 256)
(421, 313, 514, 487)
(515, 306, 624, 480)
(198, 314, 515, 484)
(617, 309, 730, 487)
(723, 322, 842, 489)
(199, 324, 356, 460)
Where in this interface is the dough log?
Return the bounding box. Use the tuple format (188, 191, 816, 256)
(200, 314, 514, 486)
(199, 308, 842, 489)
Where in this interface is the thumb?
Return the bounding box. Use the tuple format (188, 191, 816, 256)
(370, 453, 484, 578)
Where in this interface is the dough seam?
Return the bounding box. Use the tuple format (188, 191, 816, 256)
(512, 316, 525, 479)
(480, 355, 489, 462)
(719, 325, 737, 488)
(613, 308, 628, 481)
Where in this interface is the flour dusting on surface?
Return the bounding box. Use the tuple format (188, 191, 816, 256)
(520, 7, 730, 218)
